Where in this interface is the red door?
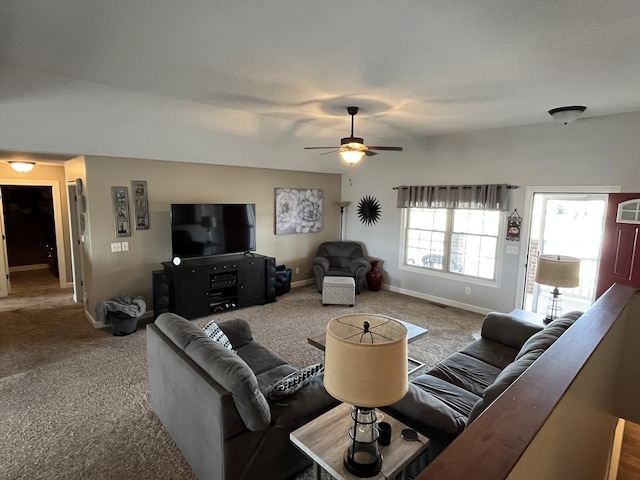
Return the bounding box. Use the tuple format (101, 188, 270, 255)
(596, 193, 640, 299)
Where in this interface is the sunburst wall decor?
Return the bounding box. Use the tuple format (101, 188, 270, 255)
(357, 195, 381, 226)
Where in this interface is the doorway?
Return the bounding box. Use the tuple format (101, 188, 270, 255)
(0, 180, 68, 297)
(1, 185, 57, 271)
(517, 186, 619, 314)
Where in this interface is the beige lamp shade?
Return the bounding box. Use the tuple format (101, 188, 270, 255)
(323, 314, 408, 408)
(535, 255, 581, 288)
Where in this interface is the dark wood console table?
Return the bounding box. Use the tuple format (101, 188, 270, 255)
(159, 254, 276, 319)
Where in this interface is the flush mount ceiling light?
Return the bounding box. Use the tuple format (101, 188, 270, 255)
(548, 106, 587, 125)
(8, 161, 36, 173)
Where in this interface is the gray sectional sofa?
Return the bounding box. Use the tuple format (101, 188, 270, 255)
(146, 313, 338, 480)
(385, 310, 583, 460)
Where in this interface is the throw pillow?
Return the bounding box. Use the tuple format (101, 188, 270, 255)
(203, 320, 234, 350)
(266, 363, 324, 401)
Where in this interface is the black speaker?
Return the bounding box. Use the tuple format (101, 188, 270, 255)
(152, 270, 172, 319)
(275, 266, 292, 296)
(265, 257, 277, 303)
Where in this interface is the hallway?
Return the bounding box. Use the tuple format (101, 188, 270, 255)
(8, 268, 62, 295)
(0, 268, 74, 312)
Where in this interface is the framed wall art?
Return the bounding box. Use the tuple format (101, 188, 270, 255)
(275, 188, 323, 235)
(506, 209, 522, 242)
(132, 180, 150, 230)
(111, 186, 131, 237)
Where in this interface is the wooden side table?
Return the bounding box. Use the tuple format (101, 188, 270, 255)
(290, 403, 428, 480)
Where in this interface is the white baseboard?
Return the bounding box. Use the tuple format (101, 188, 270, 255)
(292, 278, 314, 289)
(85, 310, 104, 328)
(292, 278, 491, 315)
(9, 264, 49, 272)
(383, 284, 493, 315)
(86, 309, 153, 329)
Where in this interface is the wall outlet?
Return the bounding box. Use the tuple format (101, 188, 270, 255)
(121, 242, 129, 251)
(465, 287, 471, 295)
(295, 267, 300, 274)
(111, 242, 122, 252)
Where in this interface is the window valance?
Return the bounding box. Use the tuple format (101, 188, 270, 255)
(395, 184, 513, 211)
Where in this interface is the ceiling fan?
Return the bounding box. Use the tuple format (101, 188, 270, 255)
(304, 106, 403, 164)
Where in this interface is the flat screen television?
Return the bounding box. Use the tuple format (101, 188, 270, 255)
(170, 203, 256, 259)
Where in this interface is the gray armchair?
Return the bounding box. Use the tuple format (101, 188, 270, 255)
(312, 241, 371, 294)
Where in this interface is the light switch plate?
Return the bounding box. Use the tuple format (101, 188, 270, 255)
(111, 242, 122, 252)
(121, 242, 129, 251)
(506, 245, 519, 255)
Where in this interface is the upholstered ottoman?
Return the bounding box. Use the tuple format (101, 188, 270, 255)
(322, 276, 355, 306)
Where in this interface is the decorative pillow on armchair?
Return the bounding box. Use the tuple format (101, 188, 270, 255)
(203, 320, 234, 350)
(266, 363, 324, 401)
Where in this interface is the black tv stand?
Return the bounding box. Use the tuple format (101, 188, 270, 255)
(159, 253, 276, 320)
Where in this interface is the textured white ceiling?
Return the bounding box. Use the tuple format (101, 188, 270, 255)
(1, 0, 639, 166)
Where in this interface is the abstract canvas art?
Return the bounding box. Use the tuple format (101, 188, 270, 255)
(275, 188, 323, 235)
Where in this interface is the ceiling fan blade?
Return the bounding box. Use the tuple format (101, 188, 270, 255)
(367, 146, 404, 151)
(365, 150, 378, 157)
(319, 150, 339, 155)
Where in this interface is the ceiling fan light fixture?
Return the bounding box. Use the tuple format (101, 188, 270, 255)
(339, 149, 366, 164)
(304, 106, 403, 163)
(548, 106, 587, 125)
(339, 141, 367, 164)
(8, 161, 36, 173)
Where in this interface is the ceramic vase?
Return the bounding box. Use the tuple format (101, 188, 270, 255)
(366, 260, 383, 291)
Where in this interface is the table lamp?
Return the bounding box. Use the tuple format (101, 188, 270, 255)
(535, 254, 581, 324)
(323, 314, 408, 477)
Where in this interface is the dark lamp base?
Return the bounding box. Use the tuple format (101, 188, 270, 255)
(344, 446, 382, 478)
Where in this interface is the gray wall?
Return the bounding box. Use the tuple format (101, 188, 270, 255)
(341, 111, 640, 313)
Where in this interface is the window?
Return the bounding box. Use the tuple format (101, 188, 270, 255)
(404, 208, 501, 280)
(617, 199, 640, 224)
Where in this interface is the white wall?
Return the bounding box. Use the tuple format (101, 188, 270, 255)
(342, 111, 640, 313)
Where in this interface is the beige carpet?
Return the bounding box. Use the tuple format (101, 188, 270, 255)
(0, 271, 484, 480)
